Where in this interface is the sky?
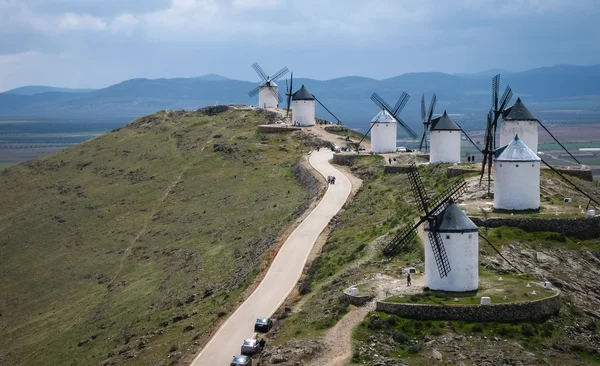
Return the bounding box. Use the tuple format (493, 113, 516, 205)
(0, 0, 599, 91)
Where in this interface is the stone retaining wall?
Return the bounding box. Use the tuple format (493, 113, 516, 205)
(384, 165, 414, 174)
(376, 292, 560, 322)
(470, 216, 600, 239)
(293, 158, 321, 197)
(550, 167, 594, 182)
(340, 291, 374, 307)
(257, 125, 301, 133)
(447, 167, 480, 178)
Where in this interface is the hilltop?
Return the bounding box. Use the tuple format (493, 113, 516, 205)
(0, 106, 328, 365)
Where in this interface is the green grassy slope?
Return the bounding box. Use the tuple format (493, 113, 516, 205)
(0, 107, 314, 365)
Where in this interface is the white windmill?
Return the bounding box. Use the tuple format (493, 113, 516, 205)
(291, 85, 315, 126)
(499, 97, 539, 153)
(494, 134, 541, 210)
(247, 62, 288, 109)
(367, 92, 417, 153)
(383, 165, 479, 292)
(429, 111, 462, 164)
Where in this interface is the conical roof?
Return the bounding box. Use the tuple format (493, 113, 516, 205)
(430, 111, 461, 131)
(292, 84, 315, 101)
(494, 135, 540, 162)
(502, 97, 538, 121)
(370, 109, 396, 123)
(425, 201, 478, 233)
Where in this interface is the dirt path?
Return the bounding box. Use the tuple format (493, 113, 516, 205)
(308, 275, 425, 366)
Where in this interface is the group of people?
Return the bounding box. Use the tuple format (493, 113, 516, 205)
(388, 157, 397, 165)
(467, 155, 477, 163)
(327, 175, 336, 184)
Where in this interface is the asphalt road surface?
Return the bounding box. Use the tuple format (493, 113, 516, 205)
(191, 150, 352, 365)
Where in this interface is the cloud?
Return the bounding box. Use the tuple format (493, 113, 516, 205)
(59, 12, 107, 31)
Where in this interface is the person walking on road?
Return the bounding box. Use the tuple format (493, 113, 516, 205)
(407, 273, 412, 287)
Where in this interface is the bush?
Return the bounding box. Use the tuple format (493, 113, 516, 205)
(368, 319, 383, 330)
(541, 322, 553, 338)
(386, 315, 398, 327)
(407, 343, 422, 354)
(393, 331, 409, 344)
(497, 325, 513, 337)
(521, 323, 535, 337)
(471, 323, 484, 333)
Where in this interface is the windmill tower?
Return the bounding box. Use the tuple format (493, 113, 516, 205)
(367, 92, 416, 153)
(494, 135, 541, 210)
(247, 62, 288, 108)
(383, 165, 479, 292)
(369, 110, 398, 153)
(429, 111, 461, 164)
(499, 98, 539, 153)
(418, 94, 437, 152)
(291, 85, 315, 126)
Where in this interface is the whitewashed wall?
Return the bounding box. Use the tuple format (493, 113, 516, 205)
(500, 120, 538, 153)
(424, 230, 479, 292)
(494, 161, 541, 210)
(371, 122, 397, 153)
(292, 100, 315, 126)
(430, 130, 461, 163)
(258, 86, 278, 108)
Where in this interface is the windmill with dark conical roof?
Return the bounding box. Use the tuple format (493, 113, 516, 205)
(499, 97, 539, 153)
(383, 164, 479, 291)
(291, 84, 315, 126)
(429, 111, 462, 163)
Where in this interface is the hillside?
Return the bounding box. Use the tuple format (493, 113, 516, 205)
(1, 64, 599, 131)
(0, 106, 322, 365)
(257, 158, 600, 365)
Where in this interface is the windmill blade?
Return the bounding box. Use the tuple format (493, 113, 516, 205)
(541, 158, 598, 206)
(314, 95, 343, 125)
(427, 179, 467, 216)
(248, 85, 260, 97)
(454, 121, 482, 154)
(267, 85, 282, 103)
(252, 62, 268, 81)
(370, 93, 395, 113)
(479, 109, 494, 184)
(393, 92, 410, 115)
(271, 66, 289, 82)
(427, 94, 437, 123)
(406, 163, 429, 213)
(286, 73, 293, 116)
(421, 95, 426, 122)
(499, 85, 513, 112)
(492, 74, 500, 111)
(478, 233, 524, 273)
(383, 219, 425, 256)
(538, 121, 580, 164)
(396, 116, 418, 140)
(419, 128, 427, 151)
(428, 230, 451, 278)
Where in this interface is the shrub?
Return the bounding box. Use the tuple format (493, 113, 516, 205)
(497, 325, 513, 337)
(471, 323, 484, 333)
(407, 343, 422, 354)
(368, 319, 383, 330)
(393, 331, 409, 344)
(521, 323, 535, 337)
(431, 328, 443, 336)
(386, 315, 398, 327)
(541, 322, 553, 338)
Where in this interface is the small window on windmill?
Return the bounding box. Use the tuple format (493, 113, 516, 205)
(500, 163, 503, 167)
(446, 235, 450, 240)
(468, 234, 472, 239)
(532, 164, 535, 167)
(516, 164, 519, 167)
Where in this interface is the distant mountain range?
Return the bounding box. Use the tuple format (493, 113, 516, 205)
(1, 65, 599, 132)
(3, 86, 95, 95)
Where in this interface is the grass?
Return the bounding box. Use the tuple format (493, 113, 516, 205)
(351, 310, 574, 365)
(481, 226, 600, 251)
(323, 125, 369, 142)
(385, 268, 555, 305)
(0, 162, 16, 170)
(0, 107, 316, 365)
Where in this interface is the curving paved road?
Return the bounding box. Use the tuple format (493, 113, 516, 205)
(191, 150, 351, 366)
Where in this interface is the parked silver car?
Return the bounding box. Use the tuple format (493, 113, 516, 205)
(240, 339, 260, 355)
